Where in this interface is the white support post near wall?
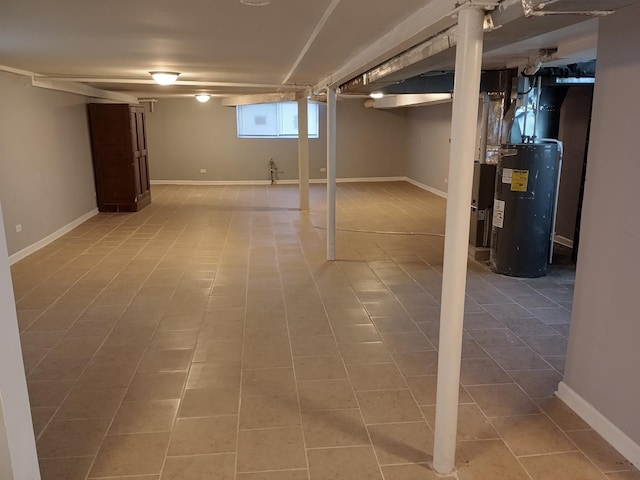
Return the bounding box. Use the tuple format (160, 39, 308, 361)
(433, 5, 486, 475)
(326, 88, 337, 261)
(0, 202, 41, 479)
(298, 96, 310, 211)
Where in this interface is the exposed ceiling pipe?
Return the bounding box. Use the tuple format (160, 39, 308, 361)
(138, 99, 157, 112)
(314, 0, 464, 92)
(523, 61, 597, 79)
(339, 0, 638, 94)
(521, 0, 639, 17)
(338, 21, 479, 94)
(521, 60, 542, 76)
(522, 49, 556, 75)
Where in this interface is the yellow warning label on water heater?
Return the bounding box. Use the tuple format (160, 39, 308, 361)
(511, 170, 529, 192)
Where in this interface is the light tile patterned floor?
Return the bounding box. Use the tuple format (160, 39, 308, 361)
(11, 182, 637, 480)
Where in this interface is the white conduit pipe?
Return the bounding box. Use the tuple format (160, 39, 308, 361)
(326, 87, 337, 261)
(433, 5, 486, 475)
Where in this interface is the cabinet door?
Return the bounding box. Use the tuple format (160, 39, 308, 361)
(130, 107, 150, 201)
(90, 104, 135, 208)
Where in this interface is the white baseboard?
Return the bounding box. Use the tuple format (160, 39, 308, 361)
(314, 176, 406, 184)
(151, 179, 272, 186)
(557, 381, 640, 468)
(554, 235, 575, 248)
(151, 177, 406, 186)
(9, 208, 99, 265)
(404, 177, 448, 199)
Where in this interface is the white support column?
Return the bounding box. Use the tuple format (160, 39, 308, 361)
(298, 96, 310, 211)
(326, 87, 337, 261)
(0, 202, 41, 480)
(433, 5, 486, 475)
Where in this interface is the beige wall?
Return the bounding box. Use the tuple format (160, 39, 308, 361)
(335, 101, 409, 179)
(563, 1, 640, 450)
(0, 72, 97, 256)
(405, 102, 453, 195)
(0, 70, 408, 256)
(0, 202, 40, 479)
(145, 97, 408, 182)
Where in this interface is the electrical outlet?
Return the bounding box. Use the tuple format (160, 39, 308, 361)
(320, 167, 327, 172)
(15, 224, 22, 233)
(444, 178, 448, 184)
(200, 168, 207, 174)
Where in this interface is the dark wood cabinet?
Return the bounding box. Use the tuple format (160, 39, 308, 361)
(88, 104, 151, 212)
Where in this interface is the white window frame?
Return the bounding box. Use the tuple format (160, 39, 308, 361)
(236, 101, 319, 139)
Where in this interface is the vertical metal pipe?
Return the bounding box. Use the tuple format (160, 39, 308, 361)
(433, 5, 485, 475)
(478, 94, 490, 164)
(522, 77, 530, 142)
(532, 75, 542, 141)
(327, 87, 337, 261)
(298, 96, 310, 211)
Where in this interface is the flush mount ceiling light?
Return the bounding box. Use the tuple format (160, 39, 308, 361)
(240, 0, 271, 5)
(195, 94, 211, 103)
(370, 92, 384, 99)
(150, 71, 180, 85)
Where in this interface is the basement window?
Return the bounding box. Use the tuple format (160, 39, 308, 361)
(237, 102, 319, 138)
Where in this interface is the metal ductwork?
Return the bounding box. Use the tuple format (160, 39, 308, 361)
(524, 61, 596, 79)
(365, 69, 515, 96)
(522, 0, 639, 16)
(339, 0, 638, 95)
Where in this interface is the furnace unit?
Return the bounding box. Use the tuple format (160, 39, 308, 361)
(470, 163, 497, 249)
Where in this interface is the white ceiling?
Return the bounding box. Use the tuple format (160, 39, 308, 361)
(0, 0, 606, 98)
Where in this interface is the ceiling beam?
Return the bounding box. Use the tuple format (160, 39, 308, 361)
(32, 78, 138, 103)
(221, 92, 308, 107)
(138, 94, 227, 99)
(365, 93, 453, 109)
(0, 65, 138, 102)
(0, 64, 35, 77)
(281, 0, 342, 84)
(34, 76, 311, 91)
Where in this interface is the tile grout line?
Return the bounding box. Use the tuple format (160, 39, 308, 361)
(297, 234, 390, 480)
(33, 217, 172, 446)
(231, 195, 252, 480)
(81, 193, 187, 479)
(18, 183, 609, 480)
(279, 215, 312, 480)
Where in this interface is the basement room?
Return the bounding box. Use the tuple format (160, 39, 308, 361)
(0, 1, 639, 479)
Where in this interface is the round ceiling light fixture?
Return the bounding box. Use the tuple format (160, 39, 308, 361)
(195, 94, 211, 103)
(150, 71, 180, 86)
(370, 92, 384, 99)
(240, 0, 271, 6)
